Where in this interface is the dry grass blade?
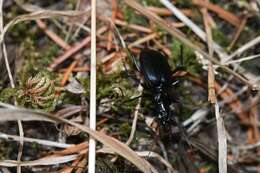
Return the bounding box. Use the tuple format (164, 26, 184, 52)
(225, 36, 260, 63)
(126, 85, 143, 145)
(128, 33, 157, 48)
(53, 142, 88, 156)
(136, 151, 177, 173)
(208, 63, 216, 103)
(224, 54, 260, 65)
(107, 0, 117, 50)
(0, 109, 55, 122)
(0, 106, 159, 173)
(202, 5, 226, 172)
(215, 103, 227, 173)
(0, 132, 72, 148)
(98, 148, 176, 173)
(147, 6, 195, 18)
(228, 16, 248, 50)
(124, 0, 258, 90)
(0, 155, 79, 167)
(201, 7, 216, 104)
(0, 10, 88, 43)
(115, 19, 152, 33)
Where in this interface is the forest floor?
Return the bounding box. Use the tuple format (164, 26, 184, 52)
(0, 0, 260, 173)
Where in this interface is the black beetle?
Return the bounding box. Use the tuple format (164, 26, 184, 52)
(136, 48, 183, 129)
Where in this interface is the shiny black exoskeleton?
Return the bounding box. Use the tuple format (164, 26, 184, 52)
(139, 49, 180, 126)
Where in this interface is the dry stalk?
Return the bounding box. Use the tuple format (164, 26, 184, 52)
(202, 3, 226, 173)
(0, 132, 72, 148)
(88, 0, 97, 173)
(0, 1, 24, 173)
(228, 16, 248, 50)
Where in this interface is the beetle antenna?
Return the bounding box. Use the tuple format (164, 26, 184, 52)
(172, 44, 185, 75)
(113, 23, 141, 72)
(180, 44, 184, 67)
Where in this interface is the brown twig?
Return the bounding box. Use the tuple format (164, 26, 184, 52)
(107, 0, 117, 50)
(128, 32, 157, 48)
(228, 16, 248, 50)
(96, 118, 109, 127)
(116, 10, 124, 20)
(201, 3, 216, 104)
(115, 19, 153, 33)
(75, 155, 88, 173)
(202, 3, 226, 172)
(53, 142, 88, 156)
(36, 19, 71, 50)
(249, 95, 260, 151)
(192, 0, 241, 27)
(153, 39, 172, 57)
(60, 60, 79, 87)
(99, 15, 153, 33)
(100, 52, 117, 64)
(147, 7, 196, 17)
(49, 26, 107, 70)
(59, 66, 90, 73)
(102, 52, 124, 73)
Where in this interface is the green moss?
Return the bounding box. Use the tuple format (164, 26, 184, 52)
(97, 71, 138, 115)
(170, 39, 202, 75)
(38, 43, 60, 66)
(67, 0, 77, 10)
(60, 92, 82, 105)
(19, 37, 59, 71)
(199, 163, 216, 173)
(19, 38, 40, 67)
(212, 28, 229, 47)
(174, 0, 193, 7)
(0, 140, 13, 160)
(209, 0, 221, 3)
(8, 21, 43, 43)
(78, 76, 90, 98)
(96, 157, 120, 173)
(140, 90, 155, 115)
(8, 23, 28, 41)
(122, 5, 149, 26)
(140, 0, 163, 7)
(119, 122, 132, 137)
(0, 80, 3, 90)
(0, 88, 17, 102)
